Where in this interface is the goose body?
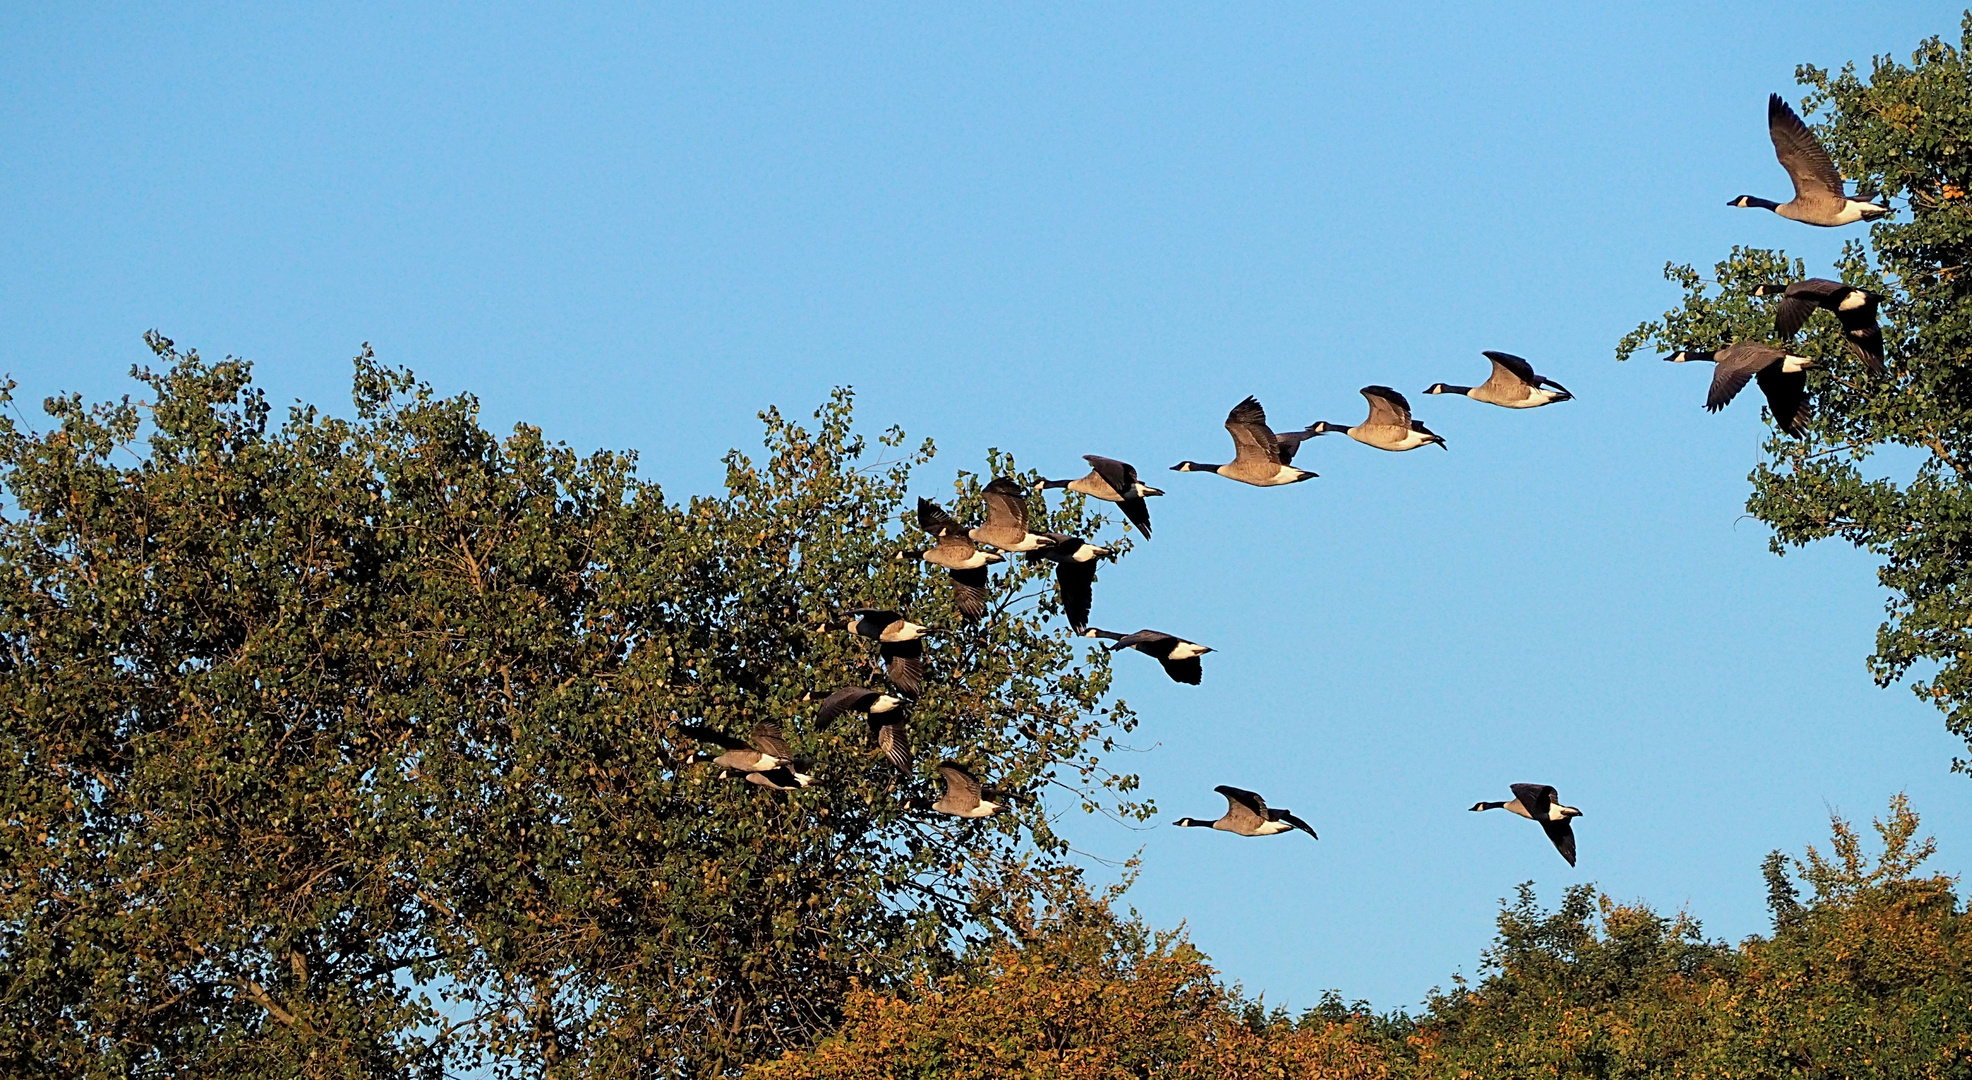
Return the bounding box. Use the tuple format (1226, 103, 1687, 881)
(1470, 783, 1582, 865)
(842, 607, 935, 697)
(1730, 95, 1890, 227)
(1755, 278, 1885, 373)
(1425, 352, 1573, 409)
(924, 761, 1009, 818)
(910, 498, 1004, 621)
(1665, 344, 1815, 436)
(818, 686, 912, 771)
(1026, 534, 1112, 632)
(1313, 386, 1446, 451)
(970, 476, 1051, 551)
(1084, 627, 1212, 685)
(1173, 785, 1316, 838)
(1039, 455, 1161, 538)
(681, 722, 815, 786)
(1171, 396, 1319, 486)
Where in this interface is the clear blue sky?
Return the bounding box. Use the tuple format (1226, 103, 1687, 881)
(5, 3, 1967, 1012)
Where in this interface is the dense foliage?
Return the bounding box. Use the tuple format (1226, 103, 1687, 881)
(1618, 16, 1972, 770)
(0, 338, 1149, 1078)
(761, 798, 1972, 1079)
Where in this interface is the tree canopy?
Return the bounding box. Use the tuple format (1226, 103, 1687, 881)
(1619, 16, 1972, 771)
(0, 337, 1149, 1078)
(761, 798, 1972, 1079)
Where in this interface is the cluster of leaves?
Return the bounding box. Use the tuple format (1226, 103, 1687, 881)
(1617, 15, 1972, 768)
(749, 882, 1408, 1080)
(759, 797, 1972, 1079)
(0, 337, 1150, 1077)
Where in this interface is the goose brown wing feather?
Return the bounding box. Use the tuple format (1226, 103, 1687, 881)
(1509, 783, 1556, 818)
(750, 722, 794, 760)
(1541, 818, 1578, 866)
(949, 566, 990, 622)
(1224, 396, 1282, 464)
(1756, 363, 1813, 436)
(1117, 496, 1153, 538)
(1481, 350, 1540, 388)
(882, 647, 924, 698)
(876, 722, 912, 772)
(1055, 558, 1097, 631)
(981, 477, 1030, 531)
(1360, 385, 1413, 428)
(1214, 785, 1268, 829)
(937, 761, 983, 801)
(1084, 455, 1137, 500)
(818, 688, 879, 726)
(1769, 94, 1844, 201)
(1159, 656, 1203, 685)
(916, 497, 966, 537)
(1706, 344, 1786, 412)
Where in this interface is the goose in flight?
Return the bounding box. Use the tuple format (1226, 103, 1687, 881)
(1173, 785, 1317, 838)
(909, 498, 1003, 622)
(970, 476, 1052, 552)
(1755, 278, 1885, 374)
(1425, 352, 1574, 408)
(1038, 455, 1161, 538)
(1730, 94, 1890, 227)
(1171, 396, 1319, 486)
(1665, 344, 1814, 436)
(818, 686, 912, 772)
(1084, 627, 1211, 685)
(1470, 783, 1583, 865)
(1312, 386, 1447, 451)
(842, 607, 936, 698)
(911, 761, 1011, 818)
(680, 722, 815, 787)
(1027, 534, 1111, 632)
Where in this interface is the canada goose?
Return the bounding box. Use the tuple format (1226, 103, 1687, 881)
(680, 722, 815, 786)
(1424, 352, 1574, 408)
(1173, 785, 1316, 838)
(1312, 386, 1447, 451)
(1026, 534, 1112, 632)
(1171, 396, 1319, 486)
(1083, 627, 1211, 685)
(1664, 344, 1814, 436)
(1755, 278, 1885, 373)
(1729, 95, 1891, 227)
(1470, 783, 1582, 865)
(817, 686, 911, 771)
(969, 477, 1051, 552)
(842, 607, 936, 698)
(909, 498, 1004, 622)
(908, 761, 1011, 818)
(1038, 455, 1161, 538)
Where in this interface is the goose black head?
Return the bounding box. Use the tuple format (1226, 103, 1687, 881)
(1729, 195, 1779, 210)
(1170, 461, 1208, 472)
(1422, 383, 1453, 395)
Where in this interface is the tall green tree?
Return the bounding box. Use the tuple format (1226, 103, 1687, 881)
(0, 336, 1148, 1078)
(1414, 796, 1971, 1079)
(1618, 15, 1972, 770)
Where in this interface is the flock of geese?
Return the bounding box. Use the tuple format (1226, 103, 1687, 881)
(681, 93, 1891, 868)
